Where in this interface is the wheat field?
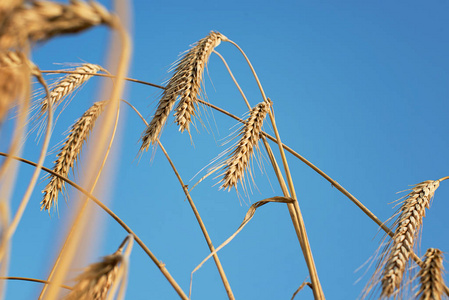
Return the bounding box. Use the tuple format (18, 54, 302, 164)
(0, 1, 448, 299)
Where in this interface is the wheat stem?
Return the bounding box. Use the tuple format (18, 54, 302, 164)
(223, 38, 268, 103)
(267, 105, 325, 299)
(122, 98, 234, 299)
(0, 277, 72, 290)
(212, 50, 250, 110)
(0, 152, 189, 300)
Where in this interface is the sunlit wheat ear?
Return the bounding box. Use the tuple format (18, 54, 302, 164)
(218, 100, 271, 191)
(0, 1, 115, 49)
(381, 180, 440, 298)
(39, 64, 101, 115)
(64, 252, 123, 300)
(416, 248, 445, 300)
(41, 100, 107, 212)
(140, 31, 226, 151)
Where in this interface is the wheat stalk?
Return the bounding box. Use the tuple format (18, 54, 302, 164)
(41, 100, 107, 212)
(64, 252, 122, 300)
(416, 248, 445, 300)
(39, 64, 101, 115)
(218, 100, 270, 191)
(381, 180, 440, 297)
(0, 0, 115, 50)
(140, 31, 225, 151)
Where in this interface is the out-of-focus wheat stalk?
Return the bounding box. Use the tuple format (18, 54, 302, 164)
(416, 248, 445, 300)
(380, 180, 441, 297)
(41, 100, 107, 212)
(140, 31, 225, 151)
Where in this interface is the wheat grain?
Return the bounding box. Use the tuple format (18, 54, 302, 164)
(64, 252, 123, 300)
(39, 64, 101, 115)
(140, 31, 225, 151)
(41, 100, 107, 211)
(416, 248, 445, 300)
(0, 1, 115, 50)
(219, 100, 271, 191)
(381, 180, 440, 297)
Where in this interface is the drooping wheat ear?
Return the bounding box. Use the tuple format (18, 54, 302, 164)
(416, 248, 445, 300)
(219, 100, 271, 191)
(0, 51, 39, 121)
(140, 31, 225, 151)
(39, 64, 101, 115)
(0, 0, 115, 50)
(41, 100, 107, 211)
(64, 252, 123, 300)
(381, 180, 440, 297)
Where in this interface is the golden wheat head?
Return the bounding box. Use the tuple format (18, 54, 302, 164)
(39, 63, 101, 115)
(416, 248, 445, 300)
(380, 180, 440, 297)
(64, 252, 123, 300)
(140, 31, 225, 151)
(41, 100, 107, 211)
(219, 100, 270, 191)
(0, 1, 115, 50)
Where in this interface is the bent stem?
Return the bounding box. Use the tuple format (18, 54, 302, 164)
(266, 107, 324, 299)
(0, 152, 189, 300)
(122, 99, 234, 299)
(261, 137, 323, 299)
(213, 50, 250, 110)
(0, 277, 72, 290)
(38, 102, 120, 300)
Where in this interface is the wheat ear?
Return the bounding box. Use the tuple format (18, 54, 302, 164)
(381, 180, 440, 297)
(41, 100, 107, 211)
(416, 248, 445, 300)
(140, 31, 225, 151)
(64, 253, 122, 300)
(0, 1, 115, 50)
(39, 64, 101, 115)
(219, 100, 271, 191)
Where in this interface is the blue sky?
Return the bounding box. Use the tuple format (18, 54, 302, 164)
(3, 1, 449, 299)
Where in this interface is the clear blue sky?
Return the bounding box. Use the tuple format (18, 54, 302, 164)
(4, 1, 449, 299)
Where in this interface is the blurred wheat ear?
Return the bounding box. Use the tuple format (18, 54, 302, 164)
(140, 31, 226, 151)
(380, 180, 440, 297)
(41, 100, 107, 212)
(64, 252, 122, 300)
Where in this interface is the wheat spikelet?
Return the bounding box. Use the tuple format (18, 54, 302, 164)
(416, 248, 445, 300)
(381, 180, 440, 297)
(39, 64, 101, 115)
(41, 100, 107, 211)
(64, 252, 123, 300)
(140, 31, 225, 151)
(0, 1, 115, 50)
(219, 100, 271, 191)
